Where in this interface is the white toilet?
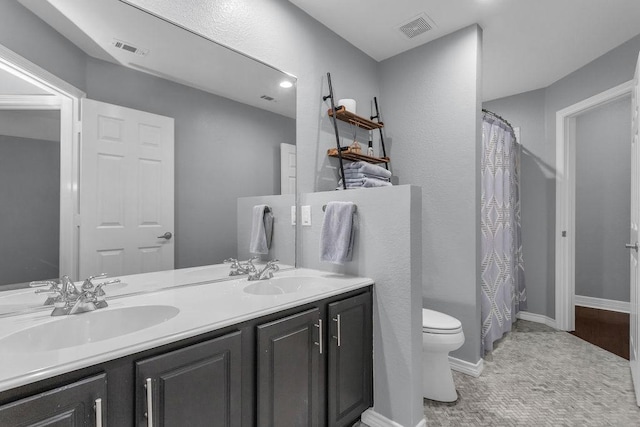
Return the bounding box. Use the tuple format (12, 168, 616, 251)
(422, 308, 465, 402)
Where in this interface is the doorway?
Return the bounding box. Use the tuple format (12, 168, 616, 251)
(0, 109, 60, 287)
(555, 80, 634, 331)
(0, 43, 84, 286)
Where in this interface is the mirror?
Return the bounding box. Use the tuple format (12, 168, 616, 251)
(0, 0, 296, 295)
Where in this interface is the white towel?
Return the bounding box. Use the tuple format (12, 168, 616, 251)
(338, 177, 393, 188)
(320, 201, 356, 264)
(342, 161, 391, 179)
(343, 170, 390, 181)
(249, 205, 273, 254)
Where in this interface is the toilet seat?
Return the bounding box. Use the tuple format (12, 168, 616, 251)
(422, 309, 463, 334)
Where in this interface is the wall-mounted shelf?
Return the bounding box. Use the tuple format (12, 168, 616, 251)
(327, 148, 389, 165)
(327, 106, 383, 130)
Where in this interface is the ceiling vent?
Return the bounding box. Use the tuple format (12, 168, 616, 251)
(260, 95, 275, 102)
(397, 13, 436, 39)
(112, 39, 149, 56)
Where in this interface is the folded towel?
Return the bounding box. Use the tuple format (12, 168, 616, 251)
(249, 205, 273, 254)
(338, 177, 393, 188)
(342, 161, 391, 179)
(344, 169, 390, 181)
(343, 171, 390, 181)
(320, 201, 356, 264)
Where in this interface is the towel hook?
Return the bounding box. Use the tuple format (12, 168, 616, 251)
(322, 204, 357, 212)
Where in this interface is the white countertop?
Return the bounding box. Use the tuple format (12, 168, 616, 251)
(0, 267, 373, 393)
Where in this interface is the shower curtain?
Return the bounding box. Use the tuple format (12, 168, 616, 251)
(481, 112, 526, 353)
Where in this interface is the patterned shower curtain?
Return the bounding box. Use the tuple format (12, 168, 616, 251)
(481, 113, 526, 353)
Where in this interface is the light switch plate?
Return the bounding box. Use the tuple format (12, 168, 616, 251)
(301, 205, 311, 226)
(291, 206, 296, 226)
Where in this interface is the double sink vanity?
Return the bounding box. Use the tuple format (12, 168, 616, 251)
(0, 264, 374, 426)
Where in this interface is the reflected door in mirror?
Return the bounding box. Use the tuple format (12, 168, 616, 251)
(79, 99, 174, 278)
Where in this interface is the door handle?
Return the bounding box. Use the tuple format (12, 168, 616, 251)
(157, 232, 172, 240)
(625, 242, 639, 252)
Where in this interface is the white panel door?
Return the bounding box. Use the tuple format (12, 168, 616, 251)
(630, 52, 640, 406)
(280, 143, 296, 195)
(80, 99, 174, 279)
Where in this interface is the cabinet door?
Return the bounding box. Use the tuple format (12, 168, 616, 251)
(327, 293, 373, 427)
(256, 308, 321, 427)
(0, 374, 107, 427)
(136, 331, 242, 427)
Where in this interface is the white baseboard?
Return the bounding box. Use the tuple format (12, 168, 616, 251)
(574, 295, 630, 313)
(516, 311, 557, 329)
(361, 408, 426, 427)
(449, 356, 483, 377)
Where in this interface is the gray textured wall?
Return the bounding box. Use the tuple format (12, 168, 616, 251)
(378, 25, 483, 364)
(0, 135, 59, 285)
(484, 34, 640, 319)
(575, 96, 631, 302)
(299, 186, 423, 427)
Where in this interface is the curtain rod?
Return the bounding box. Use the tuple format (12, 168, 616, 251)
(482, 108, 518, 143)
(482, 109, 514, 129)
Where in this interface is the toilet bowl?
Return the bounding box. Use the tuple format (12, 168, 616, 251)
(422, 308, 465, 402)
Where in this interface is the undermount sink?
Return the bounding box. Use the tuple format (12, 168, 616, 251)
(243, 276, 332, 296)
(0, 305, 179, 352)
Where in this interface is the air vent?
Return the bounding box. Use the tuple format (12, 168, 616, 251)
(260, 95, 275, 102)
(112, 39, 149, 56)
(397, 13, 435, 39)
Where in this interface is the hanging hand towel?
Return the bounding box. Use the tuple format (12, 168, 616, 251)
(320, 201, 356, 264)
(250, 205, 273, 254)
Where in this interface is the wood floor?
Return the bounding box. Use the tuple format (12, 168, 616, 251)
(570, 306, 629, 360)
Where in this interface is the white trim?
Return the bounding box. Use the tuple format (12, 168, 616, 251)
(0, 43, 85, 281)
(574, 295, 630, 313)
(555, 80, 634, 331)
(361, 409, 426, 427)
(449, 356, 483, 377)
(516, 311, 558, 329)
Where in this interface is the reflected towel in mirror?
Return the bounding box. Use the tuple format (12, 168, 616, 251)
(250, 205, 273, 254)
(320, 201, 356, 264)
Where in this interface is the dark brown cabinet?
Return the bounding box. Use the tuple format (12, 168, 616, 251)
(255, 292, 372, 427)
(0, 287, 372, 426)
(256, 308, 321, 427)
(0, 373, 107, 427)
(327, 292, 373, 427)
(135, 331, 242, 427)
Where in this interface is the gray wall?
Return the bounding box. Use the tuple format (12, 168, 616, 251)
(575, 96, 631, 302)
(378, 25, 483, 363)
(0, 135, 59, 285)
(84, 58, 296, 268)
(484, 34, 640, 319)
(0, 1, 86, 91)
(483, 89, 551, 316)
(299, 186, 424, 427)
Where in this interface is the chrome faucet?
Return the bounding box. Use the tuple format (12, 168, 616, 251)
(224, 257, 258, 276)
(32, 274, 119, 316)
(248, 259, 279, 281)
